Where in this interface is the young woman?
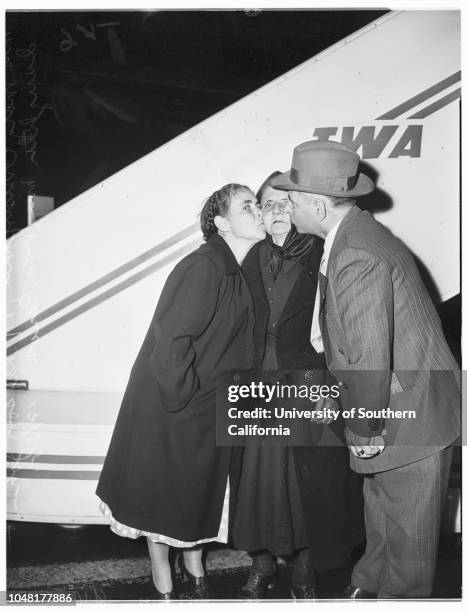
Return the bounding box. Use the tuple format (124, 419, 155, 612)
(231, 173, 363, 599)
(96, 183, 265, 599)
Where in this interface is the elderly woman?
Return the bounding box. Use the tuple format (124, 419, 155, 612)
(231, 172, 363, 599)
(96, 183, 265, 599)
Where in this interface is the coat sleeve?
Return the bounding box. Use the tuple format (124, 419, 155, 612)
(148, 253, 219, 412)
(332, 247, 393, 438)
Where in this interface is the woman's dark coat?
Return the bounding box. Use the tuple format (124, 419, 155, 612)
(96, 234, 255, 541)
(236, 239, 364, 571)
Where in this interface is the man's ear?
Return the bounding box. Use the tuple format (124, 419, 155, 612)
(313, 197, 327, 221)
(214, 214, 230, 233)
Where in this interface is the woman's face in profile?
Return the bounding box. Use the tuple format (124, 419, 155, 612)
(260, 185, 292, 239)
(224, 188, 266, 241)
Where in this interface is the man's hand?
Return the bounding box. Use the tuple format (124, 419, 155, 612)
(349, 443, 383, 459)
(345, 427, 385, 459)
(310, 396, 339, 424)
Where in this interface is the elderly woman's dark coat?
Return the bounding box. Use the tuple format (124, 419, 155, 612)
(233, 239, 363, 571)
(96, 234, 255, 541)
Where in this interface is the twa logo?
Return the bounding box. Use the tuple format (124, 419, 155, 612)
(312, 125, 423, 159)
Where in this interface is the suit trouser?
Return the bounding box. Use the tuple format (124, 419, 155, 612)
(351, 446, 453, 598)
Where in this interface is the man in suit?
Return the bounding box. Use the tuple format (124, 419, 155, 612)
(270, 140, 460, 598)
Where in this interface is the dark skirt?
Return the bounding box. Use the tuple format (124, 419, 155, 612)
(231, 444, 309, 556)
(230, 337, 308, 556)
(230, 338, 364, 567)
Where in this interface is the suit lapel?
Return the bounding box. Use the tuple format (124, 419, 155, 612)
(318, 271, 328, 317)
(319, 207, 361, 347)
(318, 272, 328, 344)
(326, 205, 362, 274)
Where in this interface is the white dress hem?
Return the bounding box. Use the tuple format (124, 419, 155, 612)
(98, 478, 230, 547)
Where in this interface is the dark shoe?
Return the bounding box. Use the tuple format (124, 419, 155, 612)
(291, 584, 318, 600)
(154, 587, 175, 600)
(151, 569, 176, 600)
(340, 584, 377, 599)
(239, 568, 278, 599)
(179, 555, 210, 599)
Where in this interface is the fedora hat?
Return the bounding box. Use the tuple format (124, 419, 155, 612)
(270, 140, 374, 197)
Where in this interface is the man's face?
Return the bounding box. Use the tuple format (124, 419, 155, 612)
(287, 190, 321, 234)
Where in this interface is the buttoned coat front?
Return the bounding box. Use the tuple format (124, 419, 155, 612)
(321, 206, 460, 473)
(96, 234, 255, 541)
(237, 240, 364, 571)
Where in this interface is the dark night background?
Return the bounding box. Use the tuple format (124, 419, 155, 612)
(5, 9, 460, 352)
(5, 9, 389, 238)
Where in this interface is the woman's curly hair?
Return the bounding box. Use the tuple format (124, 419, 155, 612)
(200, 183, 251, 241)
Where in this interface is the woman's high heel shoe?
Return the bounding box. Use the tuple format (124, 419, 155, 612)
(179, 555, 211, 599)
(151, 569, 176, 600)
(154, 588, 175, 601)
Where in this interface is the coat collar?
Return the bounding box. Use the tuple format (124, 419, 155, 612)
(242, 239, 321, 328)
(327, 204, 362, 263)
(206, 233, 240, 275)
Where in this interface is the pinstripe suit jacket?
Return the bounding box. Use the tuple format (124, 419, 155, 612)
(321, 206, 459, 473)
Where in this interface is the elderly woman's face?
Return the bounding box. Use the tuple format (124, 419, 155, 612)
(224, 188, 265, 241)
(260, 185, 292, 238)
